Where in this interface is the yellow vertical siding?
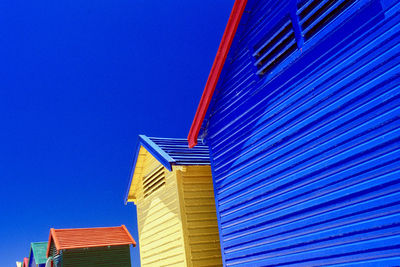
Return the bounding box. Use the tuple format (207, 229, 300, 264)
(136, 150, 187, 267)
(177, 166, 223, 267)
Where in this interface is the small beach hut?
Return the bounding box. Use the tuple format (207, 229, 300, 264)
(22, 258, 29, 267)
(46, 225, 136, 267)
(28, 242, 47, 267)
(125, 135, 222, 266)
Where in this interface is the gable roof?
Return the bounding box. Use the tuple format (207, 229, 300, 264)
(187, 0, 248, 148)
(125, 135, 210, 203)
(46, 225, 136, 257)
(22, 258, 28, 267)
(29, 242, 47, 265)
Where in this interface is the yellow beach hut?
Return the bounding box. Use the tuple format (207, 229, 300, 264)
(125, 135, 222, 266)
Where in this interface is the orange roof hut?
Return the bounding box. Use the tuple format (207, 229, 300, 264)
(46, 225, 136, 267)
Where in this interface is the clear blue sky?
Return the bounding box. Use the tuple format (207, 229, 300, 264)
(0, 1, 234, 266)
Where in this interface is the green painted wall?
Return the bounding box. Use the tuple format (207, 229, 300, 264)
(61, 245, 131, 267)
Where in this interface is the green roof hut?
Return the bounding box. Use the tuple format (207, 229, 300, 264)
(28, 242, 47, 267)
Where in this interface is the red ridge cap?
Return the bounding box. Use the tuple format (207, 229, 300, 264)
(188, 0, 248, 148)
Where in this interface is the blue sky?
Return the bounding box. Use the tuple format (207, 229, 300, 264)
(0, 0, 234, 266)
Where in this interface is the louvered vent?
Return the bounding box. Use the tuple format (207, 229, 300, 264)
(298, 0, 358, 40)
(143, 166, 166, 198)
(253, 18, 297, 77)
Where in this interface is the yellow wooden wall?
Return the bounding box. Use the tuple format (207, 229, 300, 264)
(177, 166, 223, 267)
(135, 149, 187, 266)
(133, 148, 222, 266)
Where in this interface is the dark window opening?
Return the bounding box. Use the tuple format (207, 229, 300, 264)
(253, 18, 297, 77)
(298, 0, 359, 40)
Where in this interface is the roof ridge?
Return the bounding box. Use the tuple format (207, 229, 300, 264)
(53, 225, 123, 231)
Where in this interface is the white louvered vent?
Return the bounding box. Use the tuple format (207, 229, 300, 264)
(143, 166, 166, 198)
(297, 0, 358, 40)
(253, 18, 297, 77)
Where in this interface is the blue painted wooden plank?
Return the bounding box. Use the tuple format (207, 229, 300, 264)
(228, 234, 400, 266)
(221, 166, 400, 235)
(220, 147, 400, 223)
(212, 35, 400, 177)
(209, 19, 400, 156)
(217, 94, 400, 201)
(209, 0, 397, 144)
(197, 0, 400, 265)
(222, 188, 400, 248)
(216, 85, 400, 196)
(224, 197, 400, 252)
(225, 214, 400, 262)
(209, 14, 398, 151)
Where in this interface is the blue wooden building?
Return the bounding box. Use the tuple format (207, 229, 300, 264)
(188, 0, 400, 266)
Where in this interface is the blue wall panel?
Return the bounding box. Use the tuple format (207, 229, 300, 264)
(204, 0, 400, 266)
(28, 255, 36, 267)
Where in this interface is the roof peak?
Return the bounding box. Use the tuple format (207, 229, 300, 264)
(30, 242, 48, 265)
(124, 135, 210, 203)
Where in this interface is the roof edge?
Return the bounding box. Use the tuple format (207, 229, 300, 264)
(188, 0, 248, 148)
(31, 241, 47, 244)
(51, 242, 134, 251)
(46, 230, 51, 258)
(124, 142, 141, 204)
(46, 228, 59, 258)
(28, 246, 33, 267)
(124, 135, 177, 204)
(122, 225, 137, 247)
(46, 226, 136, 253)
(139, 135, 176, 171)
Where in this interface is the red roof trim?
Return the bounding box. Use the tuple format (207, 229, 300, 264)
(46, 228, 57, 258)
(46, 225, 136, 257)
(188, 0, 248, 148)
(122, 224, 137, 247)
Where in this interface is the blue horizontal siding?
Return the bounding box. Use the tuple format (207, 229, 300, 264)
(203, 0, 400, 266)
